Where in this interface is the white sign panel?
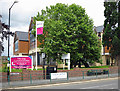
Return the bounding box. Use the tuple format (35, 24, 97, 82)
(51, 72, 67, 80)
(42, 53, 45, 58)
(61, 53, 70, 59)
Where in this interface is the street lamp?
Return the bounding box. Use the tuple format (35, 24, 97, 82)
(7, 1, 18, 79)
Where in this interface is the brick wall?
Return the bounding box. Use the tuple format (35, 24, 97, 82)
(109, 66, 118, 74)
(14, 40, 29, 55)
(0, 66, 118, 82)
(0, 72, 7, 82)
(57, 67, 118, 77)
(19, 41, 29, 54)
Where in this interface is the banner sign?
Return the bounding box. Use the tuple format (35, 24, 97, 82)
(10, 56, 32, 69)
(51, 72, 67, 80)
(36, 21, 44, 35)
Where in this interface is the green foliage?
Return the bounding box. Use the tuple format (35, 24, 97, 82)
(1, 62, 7, 72)
(81, 65, 110, 68)
(103, 1, 120, 60)
(33, 3, 101, 65)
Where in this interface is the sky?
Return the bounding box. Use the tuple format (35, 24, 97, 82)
(0, 0, 105, 56)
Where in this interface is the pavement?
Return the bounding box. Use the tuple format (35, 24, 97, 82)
(0, 73, 118, 90)
(15, 77, 118, 89)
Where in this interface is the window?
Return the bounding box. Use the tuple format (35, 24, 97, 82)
(15, 40, 18, 52)
(30, 32, 35, 49)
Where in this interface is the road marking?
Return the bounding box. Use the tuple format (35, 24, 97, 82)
(81, 83, 115, 89)
(8, 77, 118, 89)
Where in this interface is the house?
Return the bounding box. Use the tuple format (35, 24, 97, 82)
(28, 17, 52, 66)
(13, 17, 56, 68)
(28, 17, 41, 66)
(94, 25, 115, 66)
(13, 31, 29, 56)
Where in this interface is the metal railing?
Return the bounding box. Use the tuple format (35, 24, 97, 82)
(1, 69, 118, 89)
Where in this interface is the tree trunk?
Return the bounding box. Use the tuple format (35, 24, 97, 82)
(81, 59, 89, 68)
(70, 60, 73, 68)
(74, 60, 78, 68)
(116, 55, 120, 66)
(78, 60, 81, 68)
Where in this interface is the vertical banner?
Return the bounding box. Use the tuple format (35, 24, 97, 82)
(36, 21, 44, 70)
(36, 21, 44, 35)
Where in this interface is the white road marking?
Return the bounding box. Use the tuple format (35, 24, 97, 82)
(81, 83, 115, 89)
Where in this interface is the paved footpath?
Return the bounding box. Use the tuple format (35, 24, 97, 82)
(0, 73, 118, 90)
(13, 77, 118, 89)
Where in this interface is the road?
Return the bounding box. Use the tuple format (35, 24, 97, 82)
(9, 77, 118, 89)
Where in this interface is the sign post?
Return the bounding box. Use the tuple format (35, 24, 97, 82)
(36, 21, 44, 70)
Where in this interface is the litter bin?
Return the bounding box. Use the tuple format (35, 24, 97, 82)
(46, 66, 57, 79)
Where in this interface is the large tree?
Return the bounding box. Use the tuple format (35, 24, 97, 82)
(103, 1, 120, 66)
(33, 3, 101, 68)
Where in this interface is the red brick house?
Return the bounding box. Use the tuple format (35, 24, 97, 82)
(94, 25, 115, 66)
(13, 31, 29, 55)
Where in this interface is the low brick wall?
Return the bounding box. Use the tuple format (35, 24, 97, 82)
(57, 66, 118, 77)
(58, 68, 110, 77)
(0, 66, 118, 82)
(0, 70, 44, 82)
(10, 70, 44, 81)
(0, 72, 7, 82)
(109, 66, 118, 74)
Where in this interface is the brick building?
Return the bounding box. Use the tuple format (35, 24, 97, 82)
(13, 31, 29, 56)
(28, 17, 53, 66)
(28, 17, 41, 66)
(94, 25, 115, 66)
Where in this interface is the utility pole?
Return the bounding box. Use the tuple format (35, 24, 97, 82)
(7, 1, 18, 80)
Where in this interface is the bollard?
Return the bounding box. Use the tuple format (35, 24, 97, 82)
(67, 72, 69, 81)
(21, 73, 23, 80)
(82, 71, 84, 79)
(108, 69, 109, 77)
(8, 75, 10, 85)
(50, 73, 51, 82)
(96, 70, 97, 78)
(30, 74, 32, 84)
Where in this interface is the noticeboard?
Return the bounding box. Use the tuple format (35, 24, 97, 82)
(10, 56, 33, 69)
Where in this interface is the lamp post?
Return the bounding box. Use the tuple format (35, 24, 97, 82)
(7, 1, 18, 79)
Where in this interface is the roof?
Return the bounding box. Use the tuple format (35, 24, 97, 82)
(15, 31, 28, 41)
(95, 26, 104, 33)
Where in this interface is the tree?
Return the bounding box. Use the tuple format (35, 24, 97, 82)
(33, 3, 101, 68)
(103, 1, 120, 66)
(0, 15, 9, 56)
(0, 15, 4, 56)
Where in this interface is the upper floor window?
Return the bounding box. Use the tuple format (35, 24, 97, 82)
(15, 40, 18, 52)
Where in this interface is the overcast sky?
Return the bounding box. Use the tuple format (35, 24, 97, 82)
(0, 0, 105, 56)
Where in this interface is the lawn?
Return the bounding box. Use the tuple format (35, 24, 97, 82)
(81, 65, 110, 68)
(0, 65, 110, 72)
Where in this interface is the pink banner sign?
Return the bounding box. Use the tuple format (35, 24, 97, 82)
(11, 56, 32, 69)
(36, 21, 44, 35)
(37, 27, 43, 35)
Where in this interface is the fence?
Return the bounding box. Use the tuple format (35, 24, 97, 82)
(0, 66, 118, 89)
